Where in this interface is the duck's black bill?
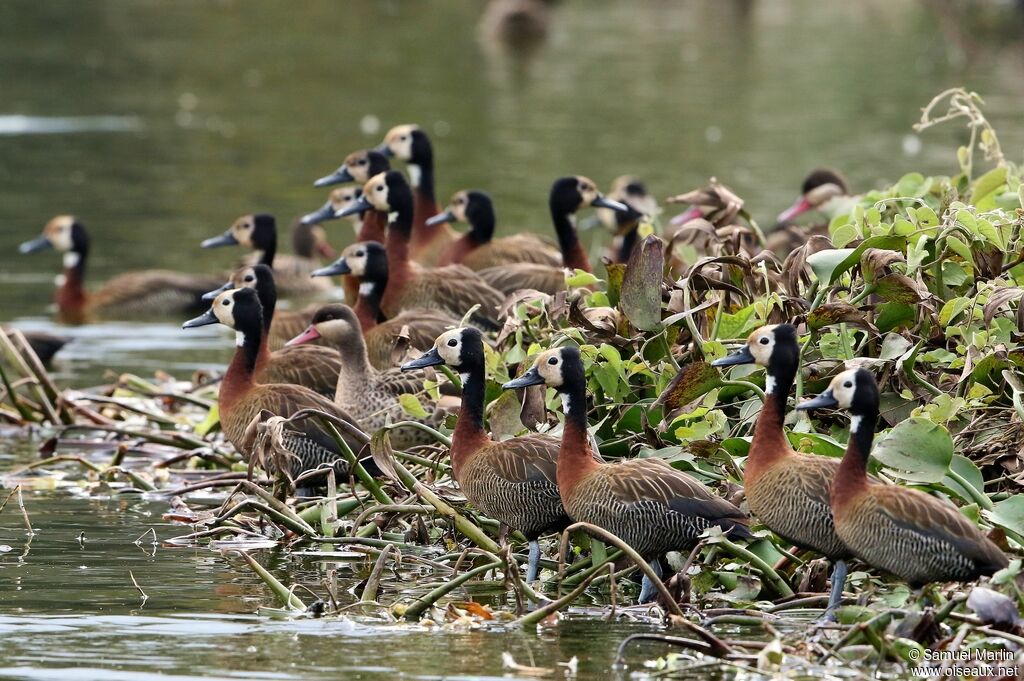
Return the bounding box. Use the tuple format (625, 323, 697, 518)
(335, 196, 372, 219)
(503, 366, 544, 389)
(202, 281, 232, 302)
(301, 201, 338, 225)
(592, 196, 630, 212)
(182, 308, 219, 329)
(18, 236, 52, 254)
(796, 389, 838, 411)
(400, 346, 444, 371)
(425, 210, 455, 227)
(711, 346, 755, 367)
(311, 258, 350, 278)
(313, 167, 353, 188)
(200, 232, 238, 249)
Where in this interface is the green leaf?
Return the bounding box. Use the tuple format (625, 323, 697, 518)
(871, 417, 954, 483)
(969, 166, 1007, 206)
(716, 304, 757, 339)
(945, 235, 975, 266)
(875, 302, 916, 332)
(895, 172, 932, 198)
(986, 496, 1024, 538)
(566, 269, 600, 288)
(941, 455, 986, 505)
(939, 297, 970, 326)
(807, 248, 856, 285)
(655, 361, 723, 411)
(787, 431, 845, 458)
(618, 235, 664, 331)
(831, 222, 860, 248)
(398, 394, 429, 419)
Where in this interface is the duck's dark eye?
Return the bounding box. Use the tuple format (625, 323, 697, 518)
(844, 381, 853, 388)
(221, 300, 230, 306)
(759, 337, 770, 345)
(357, 159, 367, 165)
(244, 276, 254, 282)
(400, 135, 407, 141)
(447, 338, 458, 348)
(376, 185, 384, 192)
(547, 357, 558, 365)
(355, 251, 364, 257)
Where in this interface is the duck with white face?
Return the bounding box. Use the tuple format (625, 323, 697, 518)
(375, 124, 456, 266)
(313, 148, 391, 189)
(200, 214, 333, 297)
(400, 327, 571, 584)
(427, 189, 562, 270)
(471, 175, 630, 296)
(505, 345, 751, 603)
(19, 215, 223, 324)
(333, 171, 506, 330)
(300, 186, 365, 229)
(797, 368, 1008, 589)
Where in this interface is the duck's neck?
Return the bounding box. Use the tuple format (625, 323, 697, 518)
(450, 360, 491, 481)
(747, 362, 797, 480)
(221, 327, 261, 413)
(357, 211, 388, 244)
(383, 207, 414, 310)
(56, 249, 88, 314)
(333, 334, 373, 396)
(833, 410, 878, 509)
(410, 161, 445, 250)
(556, 388, 599, 495)
(254, 241, 276, 268)
(617, 224, 639, 264)
(354, 280, 386, 330)
(442, 233, 482, 266)
(552, 210, 590, 272)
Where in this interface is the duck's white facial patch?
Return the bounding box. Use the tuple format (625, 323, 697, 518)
(358, 282, 376, 296)
(849, 414, 863, 433)
(235, 331, 246, 347)
(764, 374, 777, 395)
(560, 393, 572, 415)
(63, 252, 80, 269)
(388, 212, 399, 224)
(459, 371, 471, 385)
(407, 164, 422, 188)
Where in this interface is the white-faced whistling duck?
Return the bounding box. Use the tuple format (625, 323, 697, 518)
(334, 171, 505, 329)
(183, 287, 376, 486)
(403, 327, 579, 583)
(202, 265, 340, 397)
(309, 148, 392, 245)
(312, 242, 460, 370)
(200, 214, 333, 297)
(600, 176, 657, 264)
(301, 183, 375, 306)
(777, 168, 849, 223)
(712, 323, 863, 620)
(20, 215, 223, 325)
(376, 124, 457, 266)
(506, 345, 751, 602)
(475, 176, 629, 296)
(287, 304, 456, 449)
(429, 189, 561, 269)
(798, 368, 1008, 589)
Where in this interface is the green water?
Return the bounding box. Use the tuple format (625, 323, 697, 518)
(1, 0, 1023, 678)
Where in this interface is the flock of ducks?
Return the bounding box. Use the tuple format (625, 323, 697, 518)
(16, 124, 1008, 617)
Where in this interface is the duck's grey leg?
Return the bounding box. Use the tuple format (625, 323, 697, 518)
(638, 557, 664, 604)
(526, 540, 541, 583)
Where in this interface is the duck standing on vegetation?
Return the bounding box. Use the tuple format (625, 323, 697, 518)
(475, 176, 630, 296)
(712, 324, 859, 620)
(506, 346, 751, 602)
(376, 125, 457, 266)
(20, 215, 222, 324)
(202, 265, 340, 394)
(312, 242, 459, 369)
(402, 327, 573, 583)
(183, 287, 373, 485)
(335, 171, 505, 329)
(798, 368, 1008, 588)
(200, 214, 333, 297)
(430, 190, 561, 269)
(287, 304, 455, 449)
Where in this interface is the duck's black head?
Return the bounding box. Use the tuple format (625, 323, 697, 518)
(400, 327, 483, 373)
(712, 323, 800, 393)
(19, 215, 90, 261)
(802, 168, 848, 195)
(549, 176, 629, 217)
